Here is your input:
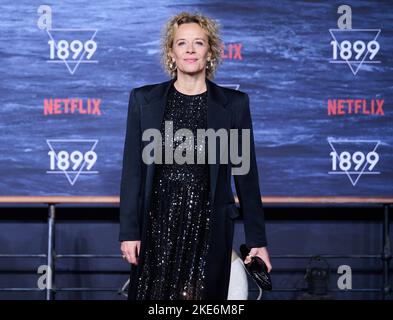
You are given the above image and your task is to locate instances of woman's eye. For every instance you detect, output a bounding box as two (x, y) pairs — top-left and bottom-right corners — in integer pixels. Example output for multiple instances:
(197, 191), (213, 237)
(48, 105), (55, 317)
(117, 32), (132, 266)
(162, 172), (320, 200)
(196, 41), (204, 45)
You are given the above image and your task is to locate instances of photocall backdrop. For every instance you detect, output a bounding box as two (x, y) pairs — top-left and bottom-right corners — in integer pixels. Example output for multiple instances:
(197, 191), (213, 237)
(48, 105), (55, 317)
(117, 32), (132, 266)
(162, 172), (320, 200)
(1, 0), (392, 197)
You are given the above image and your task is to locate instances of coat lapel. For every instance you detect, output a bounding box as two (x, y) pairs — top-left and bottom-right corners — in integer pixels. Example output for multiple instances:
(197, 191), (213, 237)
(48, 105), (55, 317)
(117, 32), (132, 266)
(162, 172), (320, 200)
(140, 77), (230, 210)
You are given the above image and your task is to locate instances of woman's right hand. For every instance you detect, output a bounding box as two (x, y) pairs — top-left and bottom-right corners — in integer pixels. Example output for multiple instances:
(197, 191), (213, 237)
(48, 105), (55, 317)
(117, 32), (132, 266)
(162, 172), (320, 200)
(121, 240), (141, 265)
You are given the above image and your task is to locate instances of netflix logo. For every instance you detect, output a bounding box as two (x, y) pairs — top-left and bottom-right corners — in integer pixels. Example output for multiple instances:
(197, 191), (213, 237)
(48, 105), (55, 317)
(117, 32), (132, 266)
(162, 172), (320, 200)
(327, 99), (385, 116)
(221, 42), (243, 60)
(43, 98), (102, 115)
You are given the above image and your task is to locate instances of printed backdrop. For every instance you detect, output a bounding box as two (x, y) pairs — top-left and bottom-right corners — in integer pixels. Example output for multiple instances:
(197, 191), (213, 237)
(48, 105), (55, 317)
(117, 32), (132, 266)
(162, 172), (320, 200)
(1, 0), (392, 197)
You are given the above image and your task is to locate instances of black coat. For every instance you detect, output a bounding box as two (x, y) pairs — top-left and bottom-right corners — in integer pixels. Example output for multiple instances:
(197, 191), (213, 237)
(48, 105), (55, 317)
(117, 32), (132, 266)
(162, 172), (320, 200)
(119, 76), (267, 300)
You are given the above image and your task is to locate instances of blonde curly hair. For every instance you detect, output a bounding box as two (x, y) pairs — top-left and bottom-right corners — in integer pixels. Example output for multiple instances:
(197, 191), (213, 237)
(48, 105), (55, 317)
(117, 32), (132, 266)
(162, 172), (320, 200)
(160, 12), (223, 80)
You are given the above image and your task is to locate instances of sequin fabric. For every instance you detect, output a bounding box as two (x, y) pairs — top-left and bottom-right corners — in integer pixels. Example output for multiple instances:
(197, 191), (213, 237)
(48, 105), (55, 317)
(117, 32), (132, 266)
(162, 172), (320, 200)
(135, 83), (212, 300)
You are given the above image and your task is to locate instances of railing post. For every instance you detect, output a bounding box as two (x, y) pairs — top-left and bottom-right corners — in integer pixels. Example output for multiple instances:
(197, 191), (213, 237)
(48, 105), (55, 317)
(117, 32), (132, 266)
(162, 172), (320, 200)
(46, 204), (56, 300)
(382, 204), (391, 300)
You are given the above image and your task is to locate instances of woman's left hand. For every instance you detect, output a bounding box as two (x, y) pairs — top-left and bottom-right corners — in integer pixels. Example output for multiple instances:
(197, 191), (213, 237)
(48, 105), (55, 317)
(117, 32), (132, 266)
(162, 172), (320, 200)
(245, 246), (272, 273)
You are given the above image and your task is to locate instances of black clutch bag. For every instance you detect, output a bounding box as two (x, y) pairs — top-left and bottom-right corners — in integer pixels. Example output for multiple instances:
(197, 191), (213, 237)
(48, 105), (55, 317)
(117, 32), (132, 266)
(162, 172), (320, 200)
(240, 244), (272, 291)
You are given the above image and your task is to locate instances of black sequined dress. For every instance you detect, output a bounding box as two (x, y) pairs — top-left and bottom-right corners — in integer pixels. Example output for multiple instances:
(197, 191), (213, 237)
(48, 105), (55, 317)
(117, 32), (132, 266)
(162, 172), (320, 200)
(135, 83), (212, 300)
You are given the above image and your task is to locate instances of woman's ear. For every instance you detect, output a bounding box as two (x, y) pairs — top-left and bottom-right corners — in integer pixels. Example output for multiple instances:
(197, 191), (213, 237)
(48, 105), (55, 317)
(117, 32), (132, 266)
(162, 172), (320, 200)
(169, 50), (175, 62)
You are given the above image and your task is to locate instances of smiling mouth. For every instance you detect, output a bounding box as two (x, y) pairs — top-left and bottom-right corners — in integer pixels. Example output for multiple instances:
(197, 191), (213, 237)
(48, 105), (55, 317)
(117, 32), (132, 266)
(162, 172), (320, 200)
(184, 59), (197, 63)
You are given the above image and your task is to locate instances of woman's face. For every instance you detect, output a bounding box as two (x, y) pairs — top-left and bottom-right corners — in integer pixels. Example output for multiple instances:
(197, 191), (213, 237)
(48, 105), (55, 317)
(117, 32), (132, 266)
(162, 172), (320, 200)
(170, 22), (212, 77)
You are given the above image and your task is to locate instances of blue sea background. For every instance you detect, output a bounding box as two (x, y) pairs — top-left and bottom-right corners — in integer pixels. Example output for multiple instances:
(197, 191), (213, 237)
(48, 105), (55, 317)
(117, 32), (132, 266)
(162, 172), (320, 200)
(0, 0), (392, 196)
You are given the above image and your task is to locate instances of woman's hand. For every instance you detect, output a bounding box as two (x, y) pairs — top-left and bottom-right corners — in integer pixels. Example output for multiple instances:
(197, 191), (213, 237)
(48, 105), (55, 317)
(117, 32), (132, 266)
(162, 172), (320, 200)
(121, 240), (141, 265)
(244, 246), (272, 273)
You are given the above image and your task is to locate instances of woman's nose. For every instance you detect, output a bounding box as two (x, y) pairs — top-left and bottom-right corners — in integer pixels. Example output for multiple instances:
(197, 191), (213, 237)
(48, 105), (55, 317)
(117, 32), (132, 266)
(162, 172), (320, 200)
(186, 43), (195, 53)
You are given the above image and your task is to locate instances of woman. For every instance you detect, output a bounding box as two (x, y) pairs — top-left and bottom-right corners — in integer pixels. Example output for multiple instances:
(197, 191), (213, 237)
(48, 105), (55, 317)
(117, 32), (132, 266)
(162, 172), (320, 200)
(119, 11), (271, 300)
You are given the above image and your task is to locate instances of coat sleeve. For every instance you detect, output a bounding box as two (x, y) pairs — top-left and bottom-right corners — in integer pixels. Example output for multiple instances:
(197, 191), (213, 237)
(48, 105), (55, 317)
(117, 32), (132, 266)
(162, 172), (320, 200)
(119, 89), (142, 241)
(233, 93), (268, 248)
